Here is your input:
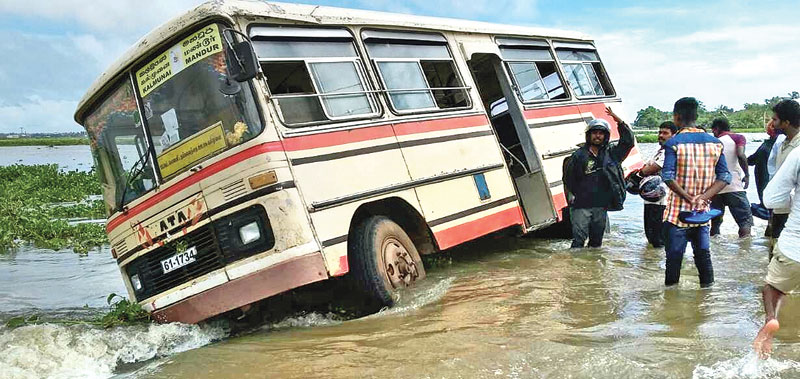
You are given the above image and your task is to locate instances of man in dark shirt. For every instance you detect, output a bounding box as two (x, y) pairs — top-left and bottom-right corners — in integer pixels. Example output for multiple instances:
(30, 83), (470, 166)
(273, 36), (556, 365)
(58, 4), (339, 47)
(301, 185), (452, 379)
(748, 120), (778, 205)
(564, 107), (634, 248)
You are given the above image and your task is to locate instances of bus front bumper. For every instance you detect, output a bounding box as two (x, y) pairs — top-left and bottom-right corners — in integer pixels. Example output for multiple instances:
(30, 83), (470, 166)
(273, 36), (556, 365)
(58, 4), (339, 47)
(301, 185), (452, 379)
(151, 252), (328, 324)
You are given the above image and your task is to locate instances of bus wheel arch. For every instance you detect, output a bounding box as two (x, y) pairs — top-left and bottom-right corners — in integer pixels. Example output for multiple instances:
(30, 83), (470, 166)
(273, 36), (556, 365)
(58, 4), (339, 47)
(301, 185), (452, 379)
(346, 197), (434, 308)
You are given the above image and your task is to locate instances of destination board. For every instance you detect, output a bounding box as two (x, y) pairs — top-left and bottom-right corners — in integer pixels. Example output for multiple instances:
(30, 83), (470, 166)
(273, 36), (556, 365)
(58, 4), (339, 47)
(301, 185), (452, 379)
(135, 24), (224, 97)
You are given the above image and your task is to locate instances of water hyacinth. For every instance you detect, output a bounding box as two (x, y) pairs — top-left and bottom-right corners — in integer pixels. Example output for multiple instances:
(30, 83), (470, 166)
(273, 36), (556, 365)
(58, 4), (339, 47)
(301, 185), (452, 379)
(0, 164), (107, 253)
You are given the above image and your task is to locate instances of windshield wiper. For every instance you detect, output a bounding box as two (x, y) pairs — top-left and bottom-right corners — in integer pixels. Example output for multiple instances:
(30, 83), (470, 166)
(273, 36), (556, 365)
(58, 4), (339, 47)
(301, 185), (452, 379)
(117, 149), (152, 213)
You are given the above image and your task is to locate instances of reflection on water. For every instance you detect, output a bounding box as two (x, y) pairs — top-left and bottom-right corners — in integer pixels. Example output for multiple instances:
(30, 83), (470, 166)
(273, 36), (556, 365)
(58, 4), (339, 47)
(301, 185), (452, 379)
(2, 140), (799, 378)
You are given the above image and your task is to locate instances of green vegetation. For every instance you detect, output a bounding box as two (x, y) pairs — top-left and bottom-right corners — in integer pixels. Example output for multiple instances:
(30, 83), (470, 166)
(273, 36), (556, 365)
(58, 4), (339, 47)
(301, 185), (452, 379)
(0, 136), (89, 147)
(5, 293), (150, 329)
(0, 164), (108, 253)
(633, 92), (800, 130)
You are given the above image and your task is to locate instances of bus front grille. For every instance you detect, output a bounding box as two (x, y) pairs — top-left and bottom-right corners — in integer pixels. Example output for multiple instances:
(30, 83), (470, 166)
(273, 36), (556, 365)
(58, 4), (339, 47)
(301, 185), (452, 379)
(127, 225), (225, 301)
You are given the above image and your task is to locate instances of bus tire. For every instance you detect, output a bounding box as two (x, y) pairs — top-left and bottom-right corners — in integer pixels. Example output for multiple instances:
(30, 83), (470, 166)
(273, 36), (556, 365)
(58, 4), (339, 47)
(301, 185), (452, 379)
(348, 215), (426, 309)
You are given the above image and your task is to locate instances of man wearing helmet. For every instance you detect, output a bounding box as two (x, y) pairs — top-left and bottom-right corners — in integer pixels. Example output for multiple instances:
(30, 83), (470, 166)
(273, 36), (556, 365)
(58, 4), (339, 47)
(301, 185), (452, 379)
(564, 107), (634, 248)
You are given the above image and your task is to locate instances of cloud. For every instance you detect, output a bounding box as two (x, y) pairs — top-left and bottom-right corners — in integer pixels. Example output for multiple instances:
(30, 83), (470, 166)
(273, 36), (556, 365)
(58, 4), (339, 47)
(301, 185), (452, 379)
(594, 24), (800, 121)
(0, 96), (80, 133)
(0, 0), (203, 35)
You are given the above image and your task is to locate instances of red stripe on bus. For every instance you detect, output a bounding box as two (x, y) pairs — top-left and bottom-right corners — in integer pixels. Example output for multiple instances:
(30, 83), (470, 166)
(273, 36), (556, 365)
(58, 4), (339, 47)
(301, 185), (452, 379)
(433, 206), (524, 250)
(281, 114), (488, 151)
(282, 125), (395, 151)
(523, 105), (583, 119)
(106, 141), (285, 232)
(392, 114), (488, 136)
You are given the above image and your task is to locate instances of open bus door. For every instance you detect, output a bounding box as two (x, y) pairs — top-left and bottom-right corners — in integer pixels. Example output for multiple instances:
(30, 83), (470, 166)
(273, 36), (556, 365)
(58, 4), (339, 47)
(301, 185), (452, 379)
(467, 52), (558, 230)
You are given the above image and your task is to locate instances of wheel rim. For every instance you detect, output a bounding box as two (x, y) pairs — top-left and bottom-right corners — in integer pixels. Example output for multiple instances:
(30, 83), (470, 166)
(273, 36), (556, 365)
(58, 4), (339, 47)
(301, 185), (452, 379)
(381, 237), (420, 289)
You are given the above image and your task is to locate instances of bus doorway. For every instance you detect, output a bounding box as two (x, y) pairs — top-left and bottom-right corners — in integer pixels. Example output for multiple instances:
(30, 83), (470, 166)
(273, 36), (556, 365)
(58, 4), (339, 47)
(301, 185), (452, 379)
(468, 53), (558, 230)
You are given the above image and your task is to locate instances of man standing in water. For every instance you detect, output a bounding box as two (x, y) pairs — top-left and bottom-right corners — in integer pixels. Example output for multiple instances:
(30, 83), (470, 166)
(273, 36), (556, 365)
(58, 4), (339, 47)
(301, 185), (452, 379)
(754, 100), (800, 358)
(766, 100), (800, 258)
(661, 97), (730, 287)
(709, 118), (752, 238)
(637, 121), (677, 247)
(754, 147), (800, 358)
(564, 107), (633, 248)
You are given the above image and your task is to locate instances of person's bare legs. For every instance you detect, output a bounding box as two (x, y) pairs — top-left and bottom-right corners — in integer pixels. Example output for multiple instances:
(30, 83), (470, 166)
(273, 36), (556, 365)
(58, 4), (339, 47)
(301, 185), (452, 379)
(754, 284), (785, 359)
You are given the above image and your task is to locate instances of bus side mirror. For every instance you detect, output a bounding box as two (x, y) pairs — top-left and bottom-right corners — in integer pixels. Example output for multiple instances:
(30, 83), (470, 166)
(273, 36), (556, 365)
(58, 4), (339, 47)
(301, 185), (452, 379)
(226, 40), (259, 82)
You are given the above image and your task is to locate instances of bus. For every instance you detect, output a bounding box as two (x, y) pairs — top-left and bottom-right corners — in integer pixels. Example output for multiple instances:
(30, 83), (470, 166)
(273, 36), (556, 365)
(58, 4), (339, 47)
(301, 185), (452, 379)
(74, 0), (644, 324)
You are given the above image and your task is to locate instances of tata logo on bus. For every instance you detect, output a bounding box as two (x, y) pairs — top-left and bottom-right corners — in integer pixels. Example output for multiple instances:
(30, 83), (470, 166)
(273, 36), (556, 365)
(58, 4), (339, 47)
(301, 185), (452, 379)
(135, 194), (207, 248)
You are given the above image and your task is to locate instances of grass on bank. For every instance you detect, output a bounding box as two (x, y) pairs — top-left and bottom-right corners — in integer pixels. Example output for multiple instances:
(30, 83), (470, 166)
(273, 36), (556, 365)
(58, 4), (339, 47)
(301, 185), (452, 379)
(0, 137), (90, 147)
(634, 127), (767, 143)
(0, 164), (108, 253)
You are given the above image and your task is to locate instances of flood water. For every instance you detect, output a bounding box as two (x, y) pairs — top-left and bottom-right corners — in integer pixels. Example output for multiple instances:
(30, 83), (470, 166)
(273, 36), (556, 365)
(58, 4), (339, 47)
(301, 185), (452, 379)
(3, 138), (800, 379)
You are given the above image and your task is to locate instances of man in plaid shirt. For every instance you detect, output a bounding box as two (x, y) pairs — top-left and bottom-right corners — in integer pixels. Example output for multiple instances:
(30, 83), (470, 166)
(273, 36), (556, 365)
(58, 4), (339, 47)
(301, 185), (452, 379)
(661, 97), (731, 287)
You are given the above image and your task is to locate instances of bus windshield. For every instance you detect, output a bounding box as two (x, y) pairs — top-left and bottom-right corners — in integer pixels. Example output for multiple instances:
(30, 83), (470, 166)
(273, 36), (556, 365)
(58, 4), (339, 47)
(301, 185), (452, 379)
(137, 23), (263, 181)
(84, 23), (264, 214)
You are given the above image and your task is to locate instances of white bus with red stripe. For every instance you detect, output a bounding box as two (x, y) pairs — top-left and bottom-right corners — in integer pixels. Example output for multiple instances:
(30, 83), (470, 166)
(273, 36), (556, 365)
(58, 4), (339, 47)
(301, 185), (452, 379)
(74, 1), (643, 324)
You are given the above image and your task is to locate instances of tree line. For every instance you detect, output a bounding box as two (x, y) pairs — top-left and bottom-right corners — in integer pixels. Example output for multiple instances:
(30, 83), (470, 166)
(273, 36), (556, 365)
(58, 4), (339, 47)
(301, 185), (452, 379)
(633, 92), (800, 130)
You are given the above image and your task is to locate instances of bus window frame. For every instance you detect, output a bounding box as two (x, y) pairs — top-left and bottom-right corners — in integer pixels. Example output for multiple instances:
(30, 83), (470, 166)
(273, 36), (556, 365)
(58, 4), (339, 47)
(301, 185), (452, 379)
(553, 45), (616, 100)
(250, 24), (384, 129)
(260, 56), (382, 127)
(361, 28), (473, 116)
(501, 52), (572, 105)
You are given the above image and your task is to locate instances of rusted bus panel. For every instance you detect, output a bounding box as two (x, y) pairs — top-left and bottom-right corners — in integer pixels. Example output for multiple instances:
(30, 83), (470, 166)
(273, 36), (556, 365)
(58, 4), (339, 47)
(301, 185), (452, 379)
(152, 252), (328, 324)
(308, 189), (422, 277)
(132, 187), (319, 312)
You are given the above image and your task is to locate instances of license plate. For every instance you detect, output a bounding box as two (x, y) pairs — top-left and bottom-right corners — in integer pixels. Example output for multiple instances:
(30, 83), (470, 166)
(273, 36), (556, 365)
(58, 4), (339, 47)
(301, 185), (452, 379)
(160, 246), (198, 274)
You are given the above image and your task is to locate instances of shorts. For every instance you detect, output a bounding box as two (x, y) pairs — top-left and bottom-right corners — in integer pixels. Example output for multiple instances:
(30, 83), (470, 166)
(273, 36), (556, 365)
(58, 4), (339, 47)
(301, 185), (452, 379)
(765, 243), (800, 293)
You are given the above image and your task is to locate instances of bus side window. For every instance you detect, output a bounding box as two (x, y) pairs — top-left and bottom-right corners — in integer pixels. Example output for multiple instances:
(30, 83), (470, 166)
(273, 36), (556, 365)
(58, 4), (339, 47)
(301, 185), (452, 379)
(252, 27), (379, 127)
(500, 46), (567, 102)
(364, 31), (470, 113)
(556, 49), (614, 98)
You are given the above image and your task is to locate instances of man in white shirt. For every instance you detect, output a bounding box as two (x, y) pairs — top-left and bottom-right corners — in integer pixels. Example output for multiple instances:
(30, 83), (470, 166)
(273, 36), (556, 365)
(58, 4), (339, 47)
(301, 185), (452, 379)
(710, 118), (752, 238)
(765, 100), (800, 258)
(638, 121), (676, 247)
(753, 101), (800, 359)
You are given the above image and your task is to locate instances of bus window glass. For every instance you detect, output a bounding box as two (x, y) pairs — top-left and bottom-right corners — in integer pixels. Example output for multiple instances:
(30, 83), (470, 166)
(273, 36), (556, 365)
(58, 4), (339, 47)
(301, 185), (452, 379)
(501, 47), (567, 102)
(256, 33), (378, 126)
(84, 81), (156, 214)
(309, 61), (374, 118)
(377, 61), (435, 110)
(366, 37), (470, 112)
(253, 40), (357, 59)
(136, 23), (263, 181)
(557, 48), (614, 98)
(508, 63), (547, 101)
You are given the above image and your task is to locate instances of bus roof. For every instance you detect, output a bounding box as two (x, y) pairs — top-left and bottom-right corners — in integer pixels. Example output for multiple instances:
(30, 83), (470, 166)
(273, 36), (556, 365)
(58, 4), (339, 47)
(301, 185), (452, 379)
(74, 0), (593, 123)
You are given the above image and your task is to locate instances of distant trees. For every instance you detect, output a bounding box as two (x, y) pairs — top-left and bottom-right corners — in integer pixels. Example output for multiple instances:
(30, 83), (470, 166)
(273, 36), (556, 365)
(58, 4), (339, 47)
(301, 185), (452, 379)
(632, 92), (799, 130)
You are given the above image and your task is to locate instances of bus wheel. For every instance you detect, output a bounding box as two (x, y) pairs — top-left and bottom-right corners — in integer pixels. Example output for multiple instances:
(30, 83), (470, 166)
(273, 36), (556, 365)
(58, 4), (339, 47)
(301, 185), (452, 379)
(349, 215), (426, 308)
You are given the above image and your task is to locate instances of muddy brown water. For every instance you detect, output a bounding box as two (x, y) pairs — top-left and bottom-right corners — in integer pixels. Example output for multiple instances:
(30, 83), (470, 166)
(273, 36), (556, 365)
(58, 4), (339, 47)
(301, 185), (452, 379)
(3, 139), (800, 378)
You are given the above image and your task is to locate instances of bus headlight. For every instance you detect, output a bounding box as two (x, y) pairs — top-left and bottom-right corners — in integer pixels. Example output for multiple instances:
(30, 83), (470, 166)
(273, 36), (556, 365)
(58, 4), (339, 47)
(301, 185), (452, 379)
(131, 274), (143, 292)
(239, 221), (261, 245)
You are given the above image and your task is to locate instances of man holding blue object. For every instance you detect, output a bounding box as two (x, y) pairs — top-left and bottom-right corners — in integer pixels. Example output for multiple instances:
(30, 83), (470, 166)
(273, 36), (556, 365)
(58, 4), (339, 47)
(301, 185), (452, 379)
(661, 97), (731, 287)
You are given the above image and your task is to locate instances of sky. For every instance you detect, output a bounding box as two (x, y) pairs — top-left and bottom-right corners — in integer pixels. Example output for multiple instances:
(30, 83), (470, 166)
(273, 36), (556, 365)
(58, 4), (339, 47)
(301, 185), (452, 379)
(1, 0), (799, 133)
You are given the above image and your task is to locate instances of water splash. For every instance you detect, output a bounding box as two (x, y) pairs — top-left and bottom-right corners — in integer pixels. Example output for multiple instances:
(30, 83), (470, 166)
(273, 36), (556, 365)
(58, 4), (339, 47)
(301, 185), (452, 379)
(265, 312), (343, 330)
(693, 352), (800, 379)
(0, 322), (228, 379)
(376, 276), (456, 316)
